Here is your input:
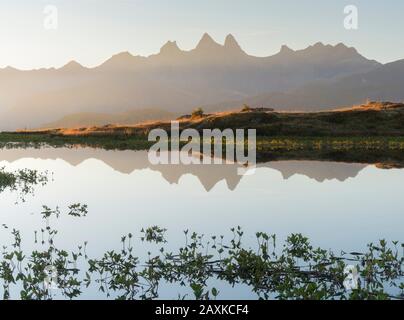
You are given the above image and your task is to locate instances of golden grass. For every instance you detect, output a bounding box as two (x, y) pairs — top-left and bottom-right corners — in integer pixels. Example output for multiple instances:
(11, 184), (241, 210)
(11, 101), (404, 138)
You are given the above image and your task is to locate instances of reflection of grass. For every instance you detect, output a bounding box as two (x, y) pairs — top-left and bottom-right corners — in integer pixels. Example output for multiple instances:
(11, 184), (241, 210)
(255, 136), (404, 167)
(2, 133), (404, 166)
(257, 136), (404, 151)
(1, 205), (403, 300)
(0, 133), (153, 150)
(2, 133), (404, 151)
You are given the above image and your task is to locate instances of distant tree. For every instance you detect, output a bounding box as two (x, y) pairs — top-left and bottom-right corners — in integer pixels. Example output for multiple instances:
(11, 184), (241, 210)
(192, 107), (204, 118)
(242, 104), (252, 112)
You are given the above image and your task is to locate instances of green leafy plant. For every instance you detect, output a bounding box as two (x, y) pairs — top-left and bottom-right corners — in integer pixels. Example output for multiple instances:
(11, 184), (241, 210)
(0, 209), (403, 300)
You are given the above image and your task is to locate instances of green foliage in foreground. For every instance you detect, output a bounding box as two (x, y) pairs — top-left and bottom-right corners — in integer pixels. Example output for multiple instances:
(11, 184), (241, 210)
(0, 206), (402, 300)
(0, 167), (48, 203)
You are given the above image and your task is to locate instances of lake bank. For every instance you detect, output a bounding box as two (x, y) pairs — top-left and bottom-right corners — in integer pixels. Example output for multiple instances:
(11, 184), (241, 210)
(1, 134), (404, 167)
(2, 101), (404, 167)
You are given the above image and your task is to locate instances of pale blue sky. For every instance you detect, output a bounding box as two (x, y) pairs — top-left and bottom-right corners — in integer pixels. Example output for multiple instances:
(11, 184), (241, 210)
(0, 0), (403, 69)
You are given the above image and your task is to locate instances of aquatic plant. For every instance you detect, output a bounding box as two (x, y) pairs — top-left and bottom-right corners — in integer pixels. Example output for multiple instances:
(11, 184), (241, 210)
(0, 207), (402, 300)
(0, 167), (49, 202)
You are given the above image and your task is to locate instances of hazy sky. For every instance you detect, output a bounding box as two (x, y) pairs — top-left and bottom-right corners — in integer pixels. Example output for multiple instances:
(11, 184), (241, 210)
(0, 0), (403, 69)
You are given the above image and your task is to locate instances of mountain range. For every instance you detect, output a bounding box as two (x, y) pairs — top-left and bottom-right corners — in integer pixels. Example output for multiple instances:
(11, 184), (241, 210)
(205, 58), (404, 112)
(0, 33), (402, 130)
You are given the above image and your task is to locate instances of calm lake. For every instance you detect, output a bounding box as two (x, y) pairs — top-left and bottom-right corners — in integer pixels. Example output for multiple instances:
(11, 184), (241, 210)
(1, 147), (403, 299)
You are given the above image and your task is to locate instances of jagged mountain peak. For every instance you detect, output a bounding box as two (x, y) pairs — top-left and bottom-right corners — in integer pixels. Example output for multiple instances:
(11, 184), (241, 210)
(308, 42), (334, 52)
(111, 51), (134, 59)
(313, 41), (326, 47)
(224, 34), (238, 48)
(334, 42), (358, 54)
(308, 42), (355, 52)
(103, 51), (135, 64)
(297, 42), (367, 60)
(335, 42), (349, 49)
(195, 33), (222, 50)
(224, 34), (247, 56)
(60, 60), (84, 71)
(159, 40), (182, 55)
(99, 51), (144, 69)
(200, 32), (215, 42)
(279, 45), (294, 54)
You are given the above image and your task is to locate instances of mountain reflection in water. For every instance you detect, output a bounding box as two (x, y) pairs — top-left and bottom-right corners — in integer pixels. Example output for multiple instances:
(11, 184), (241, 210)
(0, 147), (368, 191)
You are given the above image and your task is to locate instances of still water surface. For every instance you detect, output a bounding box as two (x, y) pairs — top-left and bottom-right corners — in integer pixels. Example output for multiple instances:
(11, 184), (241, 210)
(0, 147), (403, 298)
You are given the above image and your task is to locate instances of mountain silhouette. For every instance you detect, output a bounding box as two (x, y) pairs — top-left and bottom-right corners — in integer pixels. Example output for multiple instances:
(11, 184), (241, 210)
(0, 33), (383, 129)
(60, 60), (86, 73)
(206, 59), (404, 111)
(0, 148), (368, 191)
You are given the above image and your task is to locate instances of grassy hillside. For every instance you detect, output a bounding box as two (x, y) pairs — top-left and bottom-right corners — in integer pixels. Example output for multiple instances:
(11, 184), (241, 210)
(16, 101), (404, 137)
